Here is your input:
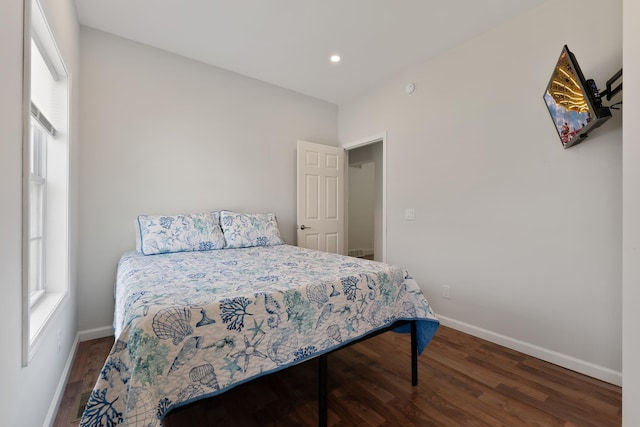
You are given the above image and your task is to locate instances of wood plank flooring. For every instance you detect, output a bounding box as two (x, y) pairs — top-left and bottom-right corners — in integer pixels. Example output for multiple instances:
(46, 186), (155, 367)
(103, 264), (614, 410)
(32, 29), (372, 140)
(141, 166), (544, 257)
(53, 326), (621, 426)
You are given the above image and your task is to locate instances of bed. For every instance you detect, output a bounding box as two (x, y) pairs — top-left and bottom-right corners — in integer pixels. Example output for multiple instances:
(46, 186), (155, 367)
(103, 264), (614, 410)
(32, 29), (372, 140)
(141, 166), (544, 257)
(79, 211), (439, 426)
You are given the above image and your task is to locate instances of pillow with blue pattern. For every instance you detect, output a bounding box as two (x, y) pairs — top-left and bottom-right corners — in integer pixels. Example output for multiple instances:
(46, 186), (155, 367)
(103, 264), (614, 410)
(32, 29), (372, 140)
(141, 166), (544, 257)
(219, 210), (285, 248)
(137, 211), (226, 255)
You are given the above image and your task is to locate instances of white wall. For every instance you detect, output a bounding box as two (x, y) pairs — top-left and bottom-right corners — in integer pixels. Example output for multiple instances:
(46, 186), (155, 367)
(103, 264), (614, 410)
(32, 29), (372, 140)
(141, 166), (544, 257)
(622, 0), (639, 423)
(340, 0), (622, 383)
(78, 27), (338, 331)
(0, 0), (79, 425)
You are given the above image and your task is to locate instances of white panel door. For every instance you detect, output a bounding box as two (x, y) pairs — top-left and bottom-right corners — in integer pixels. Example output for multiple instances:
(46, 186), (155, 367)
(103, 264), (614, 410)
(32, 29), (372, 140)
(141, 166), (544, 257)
(297, 140), (344, 254)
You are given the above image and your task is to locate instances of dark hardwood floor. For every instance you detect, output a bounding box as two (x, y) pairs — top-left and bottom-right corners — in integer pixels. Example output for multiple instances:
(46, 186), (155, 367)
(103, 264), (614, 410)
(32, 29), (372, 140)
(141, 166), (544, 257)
(53, 326), (621, 426)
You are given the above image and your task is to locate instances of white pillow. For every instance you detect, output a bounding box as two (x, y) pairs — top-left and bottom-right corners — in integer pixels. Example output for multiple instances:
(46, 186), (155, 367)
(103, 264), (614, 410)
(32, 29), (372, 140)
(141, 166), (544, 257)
(137, 211), (226, 255)
(219, 210), (285, 249)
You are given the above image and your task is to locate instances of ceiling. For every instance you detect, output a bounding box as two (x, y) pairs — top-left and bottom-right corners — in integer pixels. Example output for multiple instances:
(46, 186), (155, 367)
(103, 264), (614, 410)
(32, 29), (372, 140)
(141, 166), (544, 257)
(75, 0), (545, 105)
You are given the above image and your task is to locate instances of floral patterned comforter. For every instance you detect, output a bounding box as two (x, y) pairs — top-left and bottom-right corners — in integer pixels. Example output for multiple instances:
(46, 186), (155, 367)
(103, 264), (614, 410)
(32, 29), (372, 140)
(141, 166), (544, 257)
(80, 245), (439, 426)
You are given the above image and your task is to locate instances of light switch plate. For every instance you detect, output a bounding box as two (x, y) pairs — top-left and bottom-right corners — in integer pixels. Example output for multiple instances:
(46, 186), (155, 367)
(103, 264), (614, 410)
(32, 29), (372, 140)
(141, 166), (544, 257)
(405, 208), (416, 220)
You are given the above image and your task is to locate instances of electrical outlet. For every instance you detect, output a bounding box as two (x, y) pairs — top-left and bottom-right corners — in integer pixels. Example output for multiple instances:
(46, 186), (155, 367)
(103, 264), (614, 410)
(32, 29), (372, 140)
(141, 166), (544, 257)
(442, 285), (451, 299)
(57, 330), (62, 353)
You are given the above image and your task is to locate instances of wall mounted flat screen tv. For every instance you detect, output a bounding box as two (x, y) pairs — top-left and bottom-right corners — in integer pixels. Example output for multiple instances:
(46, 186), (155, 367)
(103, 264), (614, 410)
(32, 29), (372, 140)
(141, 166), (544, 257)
(543, 45), (611, 149)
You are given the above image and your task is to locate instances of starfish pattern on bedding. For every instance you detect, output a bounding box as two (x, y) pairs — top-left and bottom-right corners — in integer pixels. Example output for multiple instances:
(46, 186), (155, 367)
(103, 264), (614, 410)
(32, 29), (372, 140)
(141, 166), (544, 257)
(230, 335), (268, 372)
(247, 319), (266, 339)
(221, 356), (243, 380)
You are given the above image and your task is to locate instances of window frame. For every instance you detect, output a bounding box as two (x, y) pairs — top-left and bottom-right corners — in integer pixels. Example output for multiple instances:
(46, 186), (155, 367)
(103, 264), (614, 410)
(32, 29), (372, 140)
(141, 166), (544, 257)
(22, 0), (71, 366)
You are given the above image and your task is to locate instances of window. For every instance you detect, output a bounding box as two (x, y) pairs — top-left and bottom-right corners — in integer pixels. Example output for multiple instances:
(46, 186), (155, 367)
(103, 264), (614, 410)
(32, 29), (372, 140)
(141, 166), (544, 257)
(28, 116), (49, 307)
(23, 0), (70, 364)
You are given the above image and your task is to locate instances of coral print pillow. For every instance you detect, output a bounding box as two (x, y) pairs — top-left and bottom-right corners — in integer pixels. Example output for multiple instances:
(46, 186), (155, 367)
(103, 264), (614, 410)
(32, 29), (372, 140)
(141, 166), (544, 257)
(137, 212), (226, 255)
(219, 210), (285, 248)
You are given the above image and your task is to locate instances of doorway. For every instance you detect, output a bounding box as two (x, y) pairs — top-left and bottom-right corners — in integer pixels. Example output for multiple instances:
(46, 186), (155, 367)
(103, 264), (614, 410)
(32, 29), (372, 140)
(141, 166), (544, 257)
(344, 135), (385, 262)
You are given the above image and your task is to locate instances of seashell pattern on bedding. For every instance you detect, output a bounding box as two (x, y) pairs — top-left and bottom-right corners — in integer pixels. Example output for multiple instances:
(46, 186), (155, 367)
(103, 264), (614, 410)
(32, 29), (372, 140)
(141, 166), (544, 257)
(80, 244), (439, 427)
(152, 306), (194, 345)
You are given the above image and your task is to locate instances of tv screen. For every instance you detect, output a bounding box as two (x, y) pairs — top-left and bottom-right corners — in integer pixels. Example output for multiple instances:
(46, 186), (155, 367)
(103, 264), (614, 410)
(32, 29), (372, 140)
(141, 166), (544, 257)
(543, 45), (611, 148)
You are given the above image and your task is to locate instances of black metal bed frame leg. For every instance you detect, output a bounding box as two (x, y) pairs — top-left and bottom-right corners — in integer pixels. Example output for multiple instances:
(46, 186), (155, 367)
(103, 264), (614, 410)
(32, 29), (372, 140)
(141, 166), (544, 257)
(315, 320), (416, 425)
(319, 354), (328, 427)
(411, 320), (418, 386)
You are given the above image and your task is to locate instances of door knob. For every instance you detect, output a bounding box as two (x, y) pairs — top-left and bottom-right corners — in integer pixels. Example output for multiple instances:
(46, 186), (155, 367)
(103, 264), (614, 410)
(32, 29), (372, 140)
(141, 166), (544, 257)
(299, 225), (311, 230)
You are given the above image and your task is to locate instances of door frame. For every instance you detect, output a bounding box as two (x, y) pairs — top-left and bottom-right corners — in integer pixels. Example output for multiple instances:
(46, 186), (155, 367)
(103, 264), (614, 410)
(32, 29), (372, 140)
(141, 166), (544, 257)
(343, 132), (387, 262)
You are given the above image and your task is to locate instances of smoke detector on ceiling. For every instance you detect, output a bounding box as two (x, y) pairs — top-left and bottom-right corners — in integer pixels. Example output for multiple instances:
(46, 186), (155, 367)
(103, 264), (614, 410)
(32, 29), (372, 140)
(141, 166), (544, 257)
(406, 82), (416, 95)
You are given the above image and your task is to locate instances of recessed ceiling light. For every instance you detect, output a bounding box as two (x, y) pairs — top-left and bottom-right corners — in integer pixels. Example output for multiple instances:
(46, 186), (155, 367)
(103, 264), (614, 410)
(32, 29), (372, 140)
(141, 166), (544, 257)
(330, 54), (341, 63)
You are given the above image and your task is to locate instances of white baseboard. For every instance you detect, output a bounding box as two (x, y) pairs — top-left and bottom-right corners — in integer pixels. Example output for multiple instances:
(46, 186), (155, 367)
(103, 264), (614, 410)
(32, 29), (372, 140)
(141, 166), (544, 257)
(78, 325), (114, 342)
(438, 315), (622, 386)
(43, 333), (80, 427)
